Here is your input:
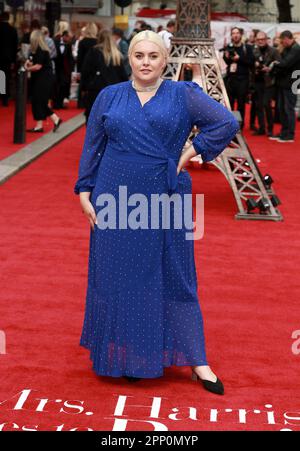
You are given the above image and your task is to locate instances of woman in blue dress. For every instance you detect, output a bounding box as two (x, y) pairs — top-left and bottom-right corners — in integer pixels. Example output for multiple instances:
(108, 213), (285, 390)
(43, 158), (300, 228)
(74, 30), (239, 395)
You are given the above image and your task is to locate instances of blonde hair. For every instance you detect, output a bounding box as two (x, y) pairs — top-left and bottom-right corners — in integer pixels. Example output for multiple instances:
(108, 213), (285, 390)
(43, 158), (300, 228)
(30, 30), (50, 53)
(83, 22), (98, 39)
(95, 28), (122, 66)
(41, 26), (49, 36)
(128, 30), (168, 60)
(55, 20), (69, 37)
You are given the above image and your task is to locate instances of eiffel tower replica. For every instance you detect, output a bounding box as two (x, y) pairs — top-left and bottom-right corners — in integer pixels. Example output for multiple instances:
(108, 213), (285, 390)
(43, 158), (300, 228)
(163, 0), (283, 221)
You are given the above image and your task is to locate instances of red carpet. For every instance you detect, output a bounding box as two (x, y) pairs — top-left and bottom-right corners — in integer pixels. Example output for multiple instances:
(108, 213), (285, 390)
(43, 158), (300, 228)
(0, 116), (300, 431)
(0, 100), (83, 161)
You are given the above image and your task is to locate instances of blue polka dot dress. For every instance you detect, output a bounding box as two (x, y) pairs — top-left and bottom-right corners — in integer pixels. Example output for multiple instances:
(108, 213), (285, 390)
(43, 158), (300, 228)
(74, 79), (239, 378)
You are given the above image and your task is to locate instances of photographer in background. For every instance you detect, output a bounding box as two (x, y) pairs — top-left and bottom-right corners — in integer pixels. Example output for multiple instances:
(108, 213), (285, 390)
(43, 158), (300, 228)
(158, 20), (176, 52)
(246, 29), (259, 132)
(268, 30), (300, 143)
(223, 27), (255, 130)
(112, 27), (132, 77)
(252, 31), (280, 136)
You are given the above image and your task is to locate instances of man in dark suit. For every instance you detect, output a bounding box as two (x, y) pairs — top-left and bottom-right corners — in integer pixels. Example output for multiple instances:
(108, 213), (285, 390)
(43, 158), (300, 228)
(252, 31), (280, 136)
(223, 27), (255, 130)
(0, 12), (18, 106)
(269, 30), (300, 142)
(53, 30), (74, 109)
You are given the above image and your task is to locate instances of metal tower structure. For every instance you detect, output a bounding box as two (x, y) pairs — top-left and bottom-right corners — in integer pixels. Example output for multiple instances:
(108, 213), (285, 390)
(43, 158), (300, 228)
(163, 0), (282, 221)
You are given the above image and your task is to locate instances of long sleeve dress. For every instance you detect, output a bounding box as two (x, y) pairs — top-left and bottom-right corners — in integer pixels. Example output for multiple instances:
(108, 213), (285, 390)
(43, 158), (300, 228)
(74, 79), (239, 379)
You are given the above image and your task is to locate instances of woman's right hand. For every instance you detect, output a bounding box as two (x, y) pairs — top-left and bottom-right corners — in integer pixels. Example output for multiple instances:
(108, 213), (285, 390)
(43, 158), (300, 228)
(177, 143), (197, 175)
(79, 192), (97, 231)
(24, 60), (32, 70)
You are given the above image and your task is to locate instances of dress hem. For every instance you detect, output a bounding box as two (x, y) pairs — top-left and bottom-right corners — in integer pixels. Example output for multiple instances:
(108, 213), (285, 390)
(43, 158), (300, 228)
(80, 342), (208, 379)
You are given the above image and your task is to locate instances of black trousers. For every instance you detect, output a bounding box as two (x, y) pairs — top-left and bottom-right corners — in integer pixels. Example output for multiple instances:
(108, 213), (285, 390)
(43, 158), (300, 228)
(225, 76), (249, 129)
(254, 82), (275, 133)
(278, 87), (297, 139)
(53, 73), (71, 109)
(250, 90), (257, 127)
(31, 75), (54, 121)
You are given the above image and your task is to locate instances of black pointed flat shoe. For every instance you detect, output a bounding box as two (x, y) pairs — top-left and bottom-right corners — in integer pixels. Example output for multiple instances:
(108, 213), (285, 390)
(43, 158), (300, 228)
(26, 128), (44, 133)
(191, 369), (224, 395)
(124, 376), (141, 382)
(53, 118), (62, 132)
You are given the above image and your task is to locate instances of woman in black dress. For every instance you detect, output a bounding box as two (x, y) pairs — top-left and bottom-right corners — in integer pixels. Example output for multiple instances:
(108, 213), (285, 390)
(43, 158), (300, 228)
(77, 23), (98, 74)
(25, 30), (62, 132)
(80, 28), (129, 122)
(76, 23), (98, 108)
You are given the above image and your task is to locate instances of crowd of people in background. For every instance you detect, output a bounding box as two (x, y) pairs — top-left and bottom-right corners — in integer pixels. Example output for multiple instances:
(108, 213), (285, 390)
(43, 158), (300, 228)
(223, 26), (300, 142)
(1, 10), (300, 141)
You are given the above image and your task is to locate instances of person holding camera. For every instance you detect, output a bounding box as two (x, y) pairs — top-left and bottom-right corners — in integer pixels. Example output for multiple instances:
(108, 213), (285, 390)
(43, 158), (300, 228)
(252, 31), (280, 136)
(268, 31), (300, 143)
(223, 27), (255, 130)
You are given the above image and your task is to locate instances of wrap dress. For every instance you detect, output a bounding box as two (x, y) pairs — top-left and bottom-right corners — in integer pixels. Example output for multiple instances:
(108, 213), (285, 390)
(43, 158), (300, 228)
(74, 79), (239, 378)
